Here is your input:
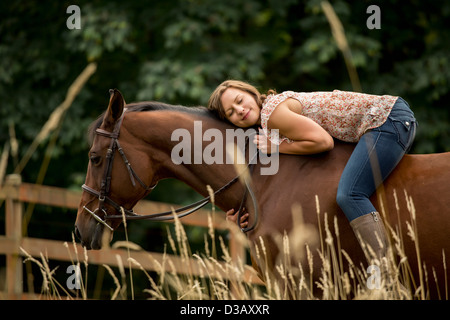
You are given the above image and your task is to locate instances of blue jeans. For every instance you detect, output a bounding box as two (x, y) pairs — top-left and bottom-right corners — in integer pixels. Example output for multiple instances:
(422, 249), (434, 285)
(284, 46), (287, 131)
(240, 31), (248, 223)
(336, 98), (417, 222)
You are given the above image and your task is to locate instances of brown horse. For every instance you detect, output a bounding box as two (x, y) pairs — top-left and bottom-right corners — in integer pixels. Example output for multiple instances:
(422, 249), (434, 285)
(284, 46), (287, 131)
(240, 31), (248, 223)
(75, 89), (450, 298)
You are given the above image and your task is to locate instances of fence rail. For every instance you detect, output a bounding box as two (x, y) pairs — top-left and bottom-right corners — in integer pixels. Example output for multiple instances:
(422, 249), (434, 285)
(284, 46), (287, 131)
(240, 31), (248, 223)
(0, 174), (261, 299)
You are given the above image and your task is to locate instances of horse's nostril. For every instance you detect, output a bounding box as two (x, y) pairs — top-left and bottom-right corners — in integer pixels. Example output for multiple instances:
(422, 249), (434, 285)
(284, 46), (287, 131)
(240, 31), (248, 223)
(74, 225), (81, 240)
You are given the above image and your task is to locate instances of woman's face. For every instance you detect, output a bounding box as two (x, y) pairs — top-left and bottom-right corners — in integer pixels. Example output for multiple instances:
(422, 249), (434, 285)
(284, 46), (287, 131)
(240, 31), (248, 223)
(220, 87), (261, 127)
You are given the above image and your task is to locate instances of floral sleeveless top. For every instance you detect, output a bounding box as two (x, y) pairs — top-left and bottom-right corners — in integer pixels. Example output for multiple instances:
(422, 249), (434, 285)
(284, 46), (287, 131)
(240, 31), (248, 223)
(260, 90), (398, 144)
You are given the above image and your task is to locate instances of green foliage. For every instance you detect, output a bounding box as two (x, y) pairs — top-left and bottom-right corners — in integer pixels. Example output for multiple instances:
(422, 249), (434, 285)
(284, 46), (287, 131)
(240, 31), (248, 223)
(65, 3), (136, 61)
(0, 0), (449, 190)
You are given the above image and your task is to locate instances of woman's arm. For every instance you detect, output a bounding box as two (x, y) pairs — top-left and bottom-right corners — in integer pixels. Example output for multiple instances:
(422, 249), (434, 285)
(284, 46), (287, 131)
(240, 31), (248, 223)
(278, 138), (334, 154)
(256, 98), (334, 155)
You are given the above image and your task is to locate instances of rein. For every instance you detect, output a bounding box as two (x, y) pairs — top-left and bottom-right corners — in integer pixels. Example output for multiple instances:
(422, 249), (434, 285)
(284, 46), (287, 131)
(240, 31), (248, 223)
(81, 109), (259, 233)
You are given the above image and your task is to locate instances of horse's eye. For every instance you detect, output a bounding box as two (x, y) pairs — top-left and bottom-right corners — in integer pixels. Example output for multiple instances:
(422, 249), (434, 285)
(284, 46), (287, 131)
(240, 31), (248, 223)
(90, 155), (102, 166)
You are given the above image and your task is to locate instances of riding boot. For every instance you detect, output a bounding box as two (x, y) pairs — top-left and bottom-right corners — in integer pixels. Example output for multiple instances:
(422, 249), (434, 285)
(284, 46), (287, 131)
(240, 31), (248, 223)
(350, 211), (409, 298)
(350, 211), (388, 262)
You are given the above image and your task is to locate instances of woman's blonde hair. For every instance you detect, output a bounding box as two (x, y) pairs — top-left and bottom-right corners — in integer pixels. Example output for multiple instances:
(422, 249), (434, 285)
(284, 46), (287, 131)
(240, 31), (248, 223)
(208, 80), (276, 120)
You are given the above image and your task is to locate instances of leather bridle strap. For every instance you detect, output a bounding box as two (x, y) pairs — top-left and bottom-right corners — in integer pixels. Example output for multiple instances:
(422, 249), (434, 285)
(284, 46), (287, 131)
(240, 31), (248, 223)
(100, 150), (257, 222)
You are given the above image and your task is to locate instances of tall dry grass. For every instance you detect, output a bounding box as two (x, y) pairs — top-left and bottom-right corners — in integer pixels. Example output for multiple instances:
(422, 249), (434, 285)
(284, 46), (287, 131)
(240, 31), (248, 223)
(20, 189), (447, 300)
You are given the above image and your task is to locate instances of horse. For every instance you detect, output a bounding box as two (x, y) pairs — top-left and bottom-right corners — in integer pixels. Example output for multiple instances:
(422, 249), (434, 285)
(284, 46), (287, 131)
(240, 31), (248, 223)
(75, 89), (450, 299)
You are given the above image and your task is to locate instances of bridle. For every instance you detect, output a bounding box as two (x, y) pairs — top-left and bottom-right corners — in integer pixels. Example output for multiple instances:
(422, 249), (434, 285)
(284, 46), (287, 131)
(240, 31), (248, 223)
(81, 109), (259, 233)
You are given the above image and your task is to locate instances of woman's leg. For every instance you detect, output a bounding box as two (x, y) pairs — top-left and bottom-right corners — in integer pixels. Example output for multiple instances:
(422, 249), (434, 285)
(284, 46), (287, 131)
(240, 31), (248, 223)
(336, 98), (417, 222)
(336, 128), (405, 221)
(336, 98), (416, 262)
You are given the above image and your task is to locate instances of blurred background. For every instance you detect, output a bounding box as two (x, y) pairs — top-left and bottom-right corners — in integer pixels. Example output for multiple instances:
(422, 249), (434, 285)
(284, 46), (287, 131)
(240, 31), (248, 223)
(0, 0), (449, 298)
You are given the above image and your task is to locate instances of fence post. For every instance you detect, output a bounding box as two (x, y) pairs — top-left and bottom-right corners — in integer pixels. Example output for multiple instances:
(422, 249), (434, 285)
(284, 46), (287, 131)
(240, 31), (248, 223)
(5, 174), (23, 299)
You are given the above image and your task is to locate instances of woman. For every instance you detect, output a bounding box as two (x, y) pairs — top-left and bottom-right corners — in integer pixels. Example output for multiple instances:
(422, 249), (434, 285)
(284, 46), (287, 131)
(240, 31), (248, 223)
(209, 80), (417, 263)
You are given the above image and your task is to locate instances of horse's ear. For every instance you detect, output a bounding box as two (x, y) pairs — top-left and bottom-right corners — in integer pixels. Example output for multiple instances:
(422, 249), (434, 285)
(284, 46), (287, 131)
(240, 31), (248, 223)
(104, 89), (125, 129)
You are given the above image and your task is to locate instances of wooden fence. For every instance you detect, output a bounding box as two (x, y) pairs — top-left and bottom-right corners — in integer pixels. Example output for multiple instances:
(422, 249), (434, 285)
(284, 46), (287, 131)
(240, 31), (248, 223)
(0, 174), (262, 299)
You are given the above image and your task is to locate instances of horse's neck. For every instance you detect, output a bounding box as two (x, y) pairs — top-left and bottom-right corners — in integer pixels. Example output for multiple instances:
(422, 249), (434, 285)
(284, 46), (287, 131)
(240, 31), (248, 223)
(130, 110), (246, 210)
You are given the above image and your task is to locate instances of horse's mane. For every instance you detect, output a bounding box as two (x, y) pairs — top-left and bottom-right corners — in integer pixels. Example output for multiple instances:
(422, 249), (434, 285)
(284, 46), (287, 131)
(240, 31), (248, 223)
(126, 101), (217, 117)
(87, 101), (220, 145)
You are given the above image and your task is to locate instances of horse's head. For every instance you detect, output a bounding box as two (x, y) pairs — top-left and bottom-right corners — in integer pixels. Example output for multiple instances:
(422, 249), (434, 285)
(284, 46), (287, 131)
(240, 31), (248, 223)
(75, 89), (156, 249)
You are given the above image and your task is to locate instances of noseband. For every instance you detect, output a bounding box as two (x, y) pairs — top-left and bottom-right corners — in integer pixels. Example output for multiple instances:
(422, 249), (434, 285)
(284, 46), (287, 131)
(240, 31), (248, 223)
(81, 109), (259, 233)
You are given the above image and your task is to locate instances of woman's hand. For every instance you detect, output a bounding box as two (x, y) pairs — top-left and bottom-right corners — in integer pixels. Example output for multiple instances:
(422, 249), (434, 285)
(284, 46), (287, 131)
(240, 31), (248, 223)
(253, 129), (274, 154)
(226, 208), (249, 229)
